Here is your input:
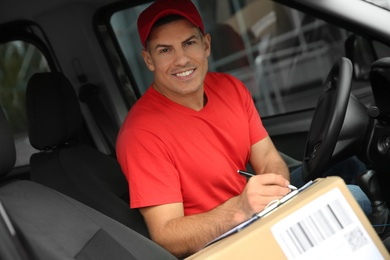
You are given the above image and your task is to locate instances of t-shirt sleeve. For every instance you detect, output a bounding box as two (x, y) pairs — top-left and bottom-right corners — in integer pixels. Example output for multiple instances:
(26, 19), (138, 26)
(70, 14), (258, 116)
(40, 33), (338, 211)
(246, 92), (268, 144)
(116, 127), (183, 209)
(233, 76), (268, 145)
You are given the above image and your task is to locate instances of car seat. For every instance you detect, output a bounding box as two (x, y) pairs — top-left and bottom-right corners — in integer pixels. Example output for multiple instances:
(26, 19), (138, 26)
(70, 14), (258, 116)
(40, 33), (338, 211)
(25, 72), (149, 238)
(0, 104), (176, 260)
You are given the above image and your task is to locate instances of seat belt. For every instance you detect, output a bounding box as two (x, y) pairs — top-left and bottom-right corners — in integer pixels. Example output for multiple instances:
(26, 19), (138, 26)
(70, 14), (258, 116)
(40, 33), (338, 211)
(0, 200), (35, 260)
(78, 83), (118, 156)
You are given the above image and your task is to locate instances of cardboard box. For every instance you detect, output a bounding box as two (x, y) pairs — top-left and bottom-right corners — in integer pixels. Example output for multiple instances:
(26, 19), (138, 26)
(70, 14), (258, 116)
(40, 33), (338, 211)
(186, 177), (390, 259)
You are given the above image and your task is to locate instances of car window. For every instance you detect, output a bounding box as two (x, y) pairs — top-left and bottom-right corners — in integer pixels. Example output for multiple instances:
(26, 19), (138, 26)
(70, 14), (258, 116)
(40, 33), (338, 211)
(109, 0), (371, 118)
(0, 40), (50, 166)
(363, 0), (390, 10)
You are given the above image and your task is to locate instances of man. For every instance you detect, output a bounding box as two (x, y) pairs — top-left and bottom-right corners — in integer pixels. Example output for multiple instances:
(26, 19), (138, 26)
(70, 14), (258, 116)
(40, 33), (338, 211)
(116, 0), (370, 257)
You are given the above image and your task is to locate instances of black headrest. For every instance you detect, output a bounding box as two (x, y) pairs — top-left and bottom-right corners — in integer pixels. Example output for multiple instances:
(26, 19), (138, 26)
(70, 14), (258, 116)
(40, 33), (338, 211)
(26, 72), (83, 150)
(0, 105), (16, 178)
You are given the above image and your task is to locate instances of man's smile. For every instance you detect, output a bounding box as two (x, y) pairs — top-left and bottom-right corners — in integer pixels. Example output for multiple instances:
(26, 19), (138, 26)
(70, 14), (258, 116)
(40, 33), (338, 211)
(174, 69), (195, 77)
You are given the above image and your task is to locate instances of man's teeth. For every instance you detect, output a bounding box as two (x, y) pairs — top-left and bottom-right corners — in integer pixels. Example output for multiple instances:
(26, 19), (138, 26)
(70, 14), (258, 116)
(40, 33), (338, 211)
(176, 70), (193, 77)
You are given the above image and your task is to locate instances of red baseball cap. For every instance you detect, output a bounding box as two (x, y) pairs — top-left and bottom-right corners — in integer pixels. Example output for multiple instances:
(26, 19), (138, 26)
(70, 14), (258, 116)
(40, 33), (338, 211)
(137, 0), (205, 49)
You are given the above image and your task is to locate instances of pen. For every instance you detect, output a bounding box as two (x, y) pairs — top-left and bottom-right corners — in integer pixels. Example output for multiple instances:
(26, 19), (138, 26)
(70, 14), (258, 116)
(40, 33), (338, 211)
(237, 170), (297, 190)
(237, 170), (255, 178)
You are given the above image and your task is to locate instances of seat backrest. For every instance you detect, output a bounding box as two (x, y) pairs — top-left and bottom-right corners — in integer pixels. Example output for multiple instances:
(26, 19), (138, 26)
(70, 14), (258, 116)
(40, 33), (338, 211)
(25, 72), (149, 238)
(0, 104), (176, 260)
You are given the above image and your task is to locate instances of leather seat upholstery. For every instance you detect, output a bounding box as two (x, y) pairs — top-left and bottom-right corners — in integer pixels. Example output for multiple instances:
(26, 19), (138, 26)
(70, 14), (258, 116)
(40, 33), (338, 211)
(25, 72), (149, 238)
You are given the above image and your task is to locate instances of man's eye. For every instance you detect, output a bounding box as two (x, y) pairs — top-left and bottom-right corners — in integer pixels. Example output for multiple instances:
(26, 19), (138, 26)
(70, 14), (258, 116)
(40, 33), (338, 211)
(185, 41), (195, 46)
(159, 48), (169, 54)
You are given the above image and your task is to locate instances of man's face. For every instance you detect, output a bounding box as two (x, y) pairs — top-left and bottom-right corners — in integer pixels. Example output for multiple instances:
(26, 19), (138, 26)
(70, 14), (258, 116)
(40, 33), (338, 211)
(142, 18), (211, 104)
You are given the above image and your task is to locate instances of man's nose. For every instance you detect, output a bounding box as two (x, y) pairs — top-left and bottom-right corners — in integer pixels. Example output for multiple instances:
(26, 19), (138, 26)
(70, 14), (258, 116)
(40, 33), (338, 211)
(173, 48), (190, 66)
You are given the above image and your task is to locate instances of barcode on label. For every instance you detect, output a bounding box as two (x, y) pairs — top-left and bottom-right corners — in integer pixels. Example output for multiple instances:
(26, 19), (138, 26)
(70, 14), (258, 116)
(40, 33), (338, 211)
(279, 199), (352, 255)
(271, 187), (382, 259)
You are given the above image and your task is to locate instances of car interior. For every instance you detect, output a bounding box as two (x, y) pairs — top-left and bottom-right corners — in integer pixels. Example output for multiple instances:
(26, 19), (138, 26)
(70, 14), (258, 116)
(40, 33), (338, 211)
(1, 0), (390, 258)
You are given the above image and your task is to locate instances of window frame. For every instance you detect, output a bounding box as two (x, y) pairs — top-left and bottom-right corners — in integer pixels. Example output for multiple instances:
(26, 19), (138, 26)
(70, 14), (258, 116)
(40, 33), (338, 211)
(0, 21), (58, 169)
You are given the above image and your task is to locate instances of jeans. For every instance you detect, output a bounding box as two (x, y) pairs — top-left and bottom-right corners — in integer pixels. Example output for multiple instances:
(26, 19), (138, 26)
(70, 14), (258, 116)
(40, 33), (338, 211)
(290, 156), (372, 216)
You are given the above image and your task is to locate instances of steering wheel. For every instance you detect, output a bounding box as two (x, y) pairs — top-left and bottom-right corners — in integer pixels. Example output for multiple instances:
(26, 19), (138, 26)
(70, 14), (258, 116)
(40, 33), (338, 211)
(302, 57), (353, 182)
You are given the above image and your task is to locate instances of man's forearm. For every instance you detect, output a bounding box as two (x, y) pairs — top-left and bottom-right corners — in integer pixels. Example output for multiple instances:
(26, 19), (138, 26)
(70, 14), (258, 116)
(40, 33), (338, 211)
(146, 197), (245, 258)
(249, 137), (290, 181)
(264, 156), (290, 180)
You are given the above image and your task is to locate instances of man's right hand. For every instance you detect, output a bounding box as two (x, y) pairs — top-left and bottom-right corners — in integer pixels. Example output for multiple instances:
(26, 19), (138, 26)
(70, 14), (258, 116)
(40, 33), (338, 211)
(236, 173), (291, 219)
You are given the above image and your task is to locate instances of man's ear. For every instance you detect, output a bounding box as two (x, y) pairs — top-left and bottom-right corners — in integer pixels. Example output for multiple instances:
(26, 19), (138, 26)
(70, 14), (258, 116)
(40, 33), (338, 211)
(141, 49), (155, 71)
(204, 33), (211, 58)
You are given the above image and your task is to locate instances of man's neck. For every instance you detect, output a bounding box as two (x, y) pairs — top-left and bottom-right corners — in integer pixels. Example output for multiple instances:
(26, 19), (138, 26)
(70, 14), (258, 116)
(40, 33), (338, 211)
(152, 84), (207, 111)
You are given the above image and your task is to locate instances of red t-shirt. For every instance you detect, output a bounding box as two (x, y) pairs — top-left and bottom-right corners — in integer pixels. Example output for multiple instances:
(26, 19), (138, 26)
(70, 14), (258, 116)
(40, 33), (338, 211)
(116, 72), (268, 215)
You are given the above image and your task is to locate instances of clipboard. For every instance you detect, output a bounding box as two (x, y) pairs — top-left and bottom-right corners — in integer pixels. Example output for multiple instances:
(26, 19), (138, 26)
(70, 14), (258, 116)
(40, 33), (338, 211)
(204, 180), (314, 247)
